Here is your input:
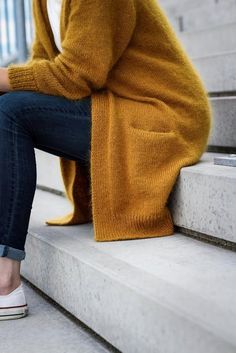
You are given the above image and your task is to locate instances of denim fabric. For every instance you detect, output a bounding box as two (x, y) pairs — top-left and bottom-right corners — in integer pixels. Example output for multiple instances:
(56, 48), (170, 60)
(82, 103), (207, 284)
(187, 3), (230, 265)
(0, 90), (92, 262)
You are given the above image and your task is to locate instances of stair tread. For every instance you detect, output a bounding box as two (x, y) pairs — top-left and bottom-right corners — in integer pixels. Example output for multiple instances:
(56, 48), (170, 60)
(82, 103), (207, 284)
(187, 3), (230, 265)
(23, 188), (236, 352)
(181, 152), (236, 177)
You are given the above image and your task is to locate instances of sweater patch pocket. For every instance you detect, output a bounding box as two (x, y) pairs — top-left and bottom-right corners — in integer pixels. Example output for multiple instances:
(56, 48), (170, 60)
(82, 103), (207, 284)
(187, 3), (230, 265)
(114, 123), (183, 218)
(128, 123), (178, 176)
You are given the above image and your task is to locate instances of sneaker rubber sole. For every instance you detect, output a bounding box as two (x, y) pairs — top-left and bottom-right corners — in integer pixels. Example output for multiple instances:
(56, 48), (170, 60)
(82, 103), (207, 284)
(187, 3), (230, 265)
(0, 304), (28, 320)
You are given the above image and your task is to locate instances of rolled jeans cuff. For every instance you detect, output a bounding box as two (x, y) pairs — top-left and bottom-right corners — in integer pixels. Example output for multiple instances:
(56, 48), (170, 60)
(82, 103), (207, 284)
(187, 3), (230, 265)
(0, 244), (26, 261)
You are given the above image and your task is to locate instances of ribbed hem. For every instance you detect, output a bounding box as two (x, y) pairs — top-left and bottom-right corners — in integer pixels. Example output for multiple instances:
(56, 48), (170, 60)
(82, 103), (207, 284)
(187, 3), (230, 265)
(93, 207), (174, 242)
(8, 64), (38, 91)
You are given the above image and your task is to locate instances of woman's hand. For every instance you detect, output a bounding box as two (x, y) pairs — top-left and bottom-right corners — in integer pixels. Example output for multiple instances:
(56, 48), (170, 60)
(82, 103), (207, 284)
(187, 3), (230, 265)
(0, 67), (11, 92)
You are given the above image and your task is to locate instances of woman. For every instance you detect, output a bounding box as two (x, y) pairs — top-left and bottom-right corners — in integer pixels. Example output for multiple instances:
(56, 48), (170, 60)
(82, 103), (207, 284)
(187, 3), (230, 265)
(0, 0), (212, 320)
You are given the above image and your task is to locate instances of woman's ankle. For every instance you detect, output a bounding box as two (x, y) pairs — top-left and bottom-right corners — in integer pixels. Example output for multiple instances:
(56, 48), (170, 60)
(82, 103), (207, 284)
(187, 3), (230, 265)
(0, 280), (21, 295)
(0, 257), (21, 294)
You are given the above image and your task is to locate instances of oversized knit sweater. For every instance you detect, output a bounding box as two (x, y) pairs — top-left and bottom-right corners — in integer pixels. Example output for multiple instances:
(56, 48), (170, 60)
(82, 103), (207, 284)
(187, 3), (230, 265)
(7, 0), (213, 242)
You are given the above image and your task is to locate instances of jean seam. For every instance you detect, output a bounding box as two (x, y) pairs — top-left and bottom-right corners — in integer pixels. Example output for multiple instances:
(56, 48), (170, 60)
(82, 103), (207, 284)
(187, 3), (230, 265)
(1, 119), (17, 245)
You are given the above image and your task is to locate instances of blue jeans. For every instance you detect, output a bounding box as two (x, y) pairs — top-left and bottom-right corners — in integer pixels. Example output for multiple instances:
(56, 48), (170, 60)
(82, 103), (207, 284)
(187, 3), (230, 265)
(0, 90), (92, 262)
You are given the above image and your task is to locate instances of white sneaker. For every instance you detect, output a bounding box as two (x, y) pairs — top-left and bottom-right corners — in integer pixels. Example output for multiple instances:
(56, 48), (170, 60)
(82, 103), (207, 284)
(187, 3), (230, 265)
(0, 282), (28, 320)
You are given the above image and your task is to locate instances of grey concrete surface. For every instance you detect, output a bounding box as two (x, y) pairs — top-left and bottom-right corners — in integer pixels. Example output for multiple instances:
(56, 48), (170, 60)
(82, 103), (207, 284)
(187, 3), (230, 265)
(178, 22), (236, 58)
(173, 2), (236, 32)
(159, 0), (222, 13)
(208, 97), (236, 149)
(159, 0), (236, 32)
(19, 188), (236, 353)
(0, 279), (118, 353)
(35, 149), (65, 192)
(169, 151), (236, 244)
(192, 50), (236, 93)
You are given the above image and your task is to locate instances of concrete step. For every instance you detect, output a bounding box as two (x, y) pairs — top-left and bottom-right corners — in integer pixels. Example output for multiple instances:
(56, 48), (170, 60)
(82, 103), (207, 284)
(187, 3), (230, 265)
(178, 22), (236, 58)
(169, 151), (236, 246)
(193, 50), (236, 93)
(175, 2), (236, 32)
(159, 0), (236, 32)
(35, 149), (64, 193)
(0, 278), (117, 353)
(159, 0), (223, 14)
(20, 188), (236, 353)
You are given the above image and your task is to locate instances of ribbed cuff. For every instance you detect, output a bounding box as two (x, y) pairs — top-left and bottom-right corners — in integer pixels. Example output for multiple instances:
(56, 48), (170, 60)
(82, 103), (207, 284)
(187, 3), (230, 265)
(0, 244), (26, 261)
(8, 64), (38, 91)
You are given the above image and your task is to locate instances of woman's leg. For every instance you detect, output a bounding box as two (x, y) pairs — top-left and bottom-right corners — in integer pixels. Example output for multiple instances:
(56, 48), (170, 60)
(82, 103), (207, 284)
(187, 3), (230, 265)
(0, 90), (92, 293)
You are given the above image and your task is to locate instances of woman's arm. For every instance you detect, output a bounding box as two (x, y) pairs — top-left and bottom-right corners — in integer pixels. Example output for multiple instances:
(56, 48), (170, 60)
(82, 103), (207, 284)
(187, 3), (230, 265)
(7, 0), (136, 100)
(0, 68), (11, 92)
(0, 0), (48, 93)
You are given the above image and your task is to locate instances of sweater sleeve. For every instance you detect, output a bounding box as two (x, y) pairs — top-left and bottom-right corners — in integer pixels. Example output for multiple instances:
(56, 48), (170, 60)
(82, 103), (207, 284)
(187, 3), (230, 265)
(7, 0), (136, 99)
(27, 36), (48, 62)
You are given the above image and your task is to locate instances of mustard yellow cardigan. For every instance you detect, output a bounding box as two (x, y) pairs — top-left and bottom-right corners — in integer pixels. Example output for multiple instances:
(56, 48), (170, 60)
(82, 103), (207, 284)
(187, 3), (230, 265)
(8, 0), (213, 241)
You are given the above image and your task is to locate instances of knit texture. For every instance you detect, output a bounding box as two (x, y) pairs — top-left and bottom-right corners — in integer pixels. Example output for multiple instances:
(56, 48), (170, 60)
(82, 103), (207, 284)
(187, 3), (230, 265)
(7, 0), (213, 241)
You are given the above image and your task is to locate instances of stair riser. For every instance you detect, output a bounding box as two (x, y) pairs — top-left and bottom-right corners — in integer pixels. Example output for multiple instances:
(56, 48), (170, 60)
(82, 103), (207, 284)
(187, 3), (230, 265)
(193, 52), (236, 93)
(178, 23), (236, 58)
(169, 168), (236, 244)
(35, 149), (64, 193)
(160, 0), (230, 14)
(208, 97), (236, 149)
(21, 232), (236, 353)
(160, 0), (236, 32)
